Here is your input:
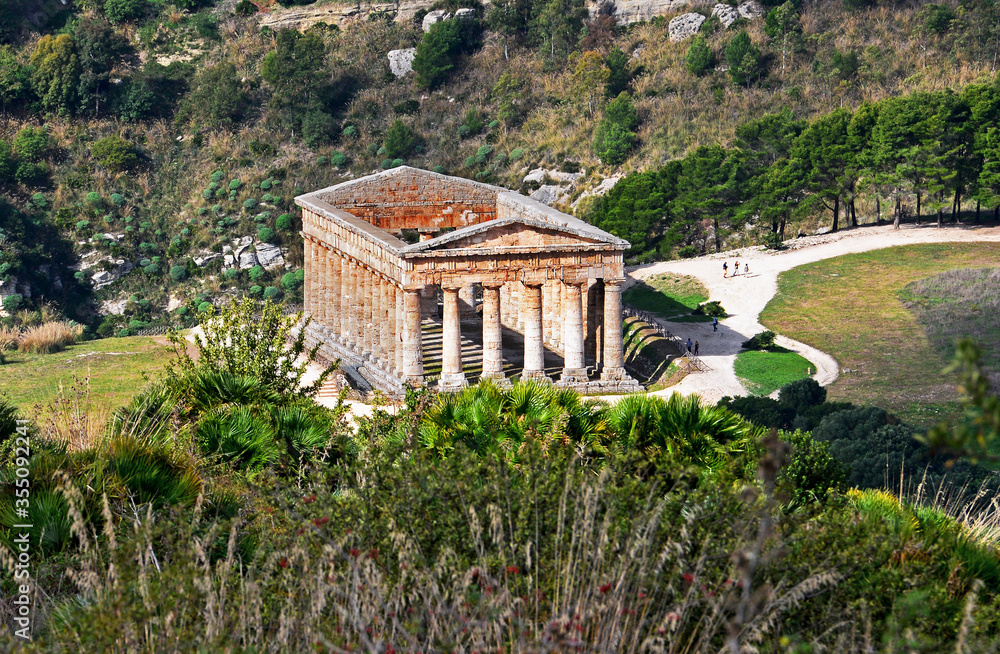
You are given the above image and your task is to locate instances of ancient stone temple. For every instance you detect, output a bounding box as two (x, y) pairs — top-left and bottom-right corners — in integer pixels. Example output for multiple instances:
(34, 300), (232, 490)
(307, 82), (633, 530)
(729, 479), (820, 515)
(296, 167), (642, 395)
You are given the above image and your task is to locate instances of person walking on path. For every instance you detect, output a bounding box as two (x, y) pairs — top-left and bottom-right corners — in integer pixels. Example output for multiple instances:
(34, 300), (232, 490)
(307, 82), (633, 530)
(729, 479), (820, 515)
(713, 317), (718, 332)
(686, 338), (692, 353)
(734, 260), (740, 276)
(722, 261), (728, 278)
(694, 341), (700, 356)
(744, 262), (749, 276)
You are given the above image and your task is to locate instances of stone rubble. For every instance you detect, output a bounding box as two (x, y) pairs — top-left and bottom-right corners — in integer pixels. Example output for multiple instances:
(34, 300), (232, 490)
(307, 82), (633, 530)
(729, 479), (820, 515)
(669, 12), (707, 42)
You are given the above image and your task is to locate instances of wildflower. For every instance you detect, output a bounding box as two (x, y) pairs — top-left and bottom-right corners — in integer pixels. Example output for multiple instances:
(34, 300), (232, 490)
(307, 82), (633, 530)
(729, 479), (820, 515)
(506, 565), (520, 574)
(278, 557), (289, 568)
(349, 548), (361, 558)
(682, 573), (694, 584)
(313, 516), (330, 526)
(303, 494), (316, 504)
(599, 583), (612, 594)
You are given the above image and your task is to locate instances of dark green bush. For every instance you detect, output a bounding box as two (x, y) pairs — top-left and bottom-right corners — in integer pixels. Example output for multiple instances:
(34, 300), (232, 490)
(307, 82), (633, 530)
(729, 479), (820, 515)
(263, 286), (280, 299)
(257, 227), (275, 242)
(779, 378), (827, 413)
(741, 330), (776, 350)
(693, 300), (726, 317)
(170, 265), (188, 281)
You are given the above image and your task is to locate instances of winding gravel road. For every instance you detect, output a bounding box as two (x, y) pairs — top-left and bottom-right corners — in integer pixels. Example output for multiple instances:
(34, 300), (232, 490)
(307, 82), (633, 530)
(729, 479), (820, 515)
(629, 222), (1000, 403)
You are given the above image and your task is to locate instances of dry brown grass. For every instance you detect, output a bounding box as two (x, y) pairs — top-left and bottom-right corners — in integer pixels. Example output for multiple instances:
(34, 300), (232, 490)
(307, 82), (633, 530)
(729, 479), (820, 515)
(18, 321), (82, 354)
(0, 325), (19, 351)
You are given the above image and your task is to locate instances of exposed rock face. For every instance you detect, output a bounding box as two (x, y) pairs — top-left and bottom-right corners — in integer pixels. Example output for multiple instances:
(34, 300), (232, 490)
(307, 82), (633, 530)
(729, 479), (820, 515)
(522, 168), (585, 185)
(193, 252), (222, 267)
(738, 0), (763, 19)
(712, 3), (739, 27)
(669, 12), (707, 42)
(600, 0), (690, 25)
(388, 48), (416, 78)
(91, 260), (134, 290)
(572, 175), (623, 209)
(422, 9), (450, 31)
(255, 243), (285, 271)
(529, 185), (569, 206)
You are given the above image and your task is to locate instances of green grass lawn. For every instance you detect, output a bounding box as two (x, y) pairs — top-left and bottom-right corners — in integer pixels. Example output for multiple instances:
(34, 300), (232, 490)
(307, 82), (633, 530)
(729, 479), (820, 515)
(624, 273), (710, 321)
(760, 242), (1000, 425)
(734, 348), (813, 396)
(0, 335), (174, 418)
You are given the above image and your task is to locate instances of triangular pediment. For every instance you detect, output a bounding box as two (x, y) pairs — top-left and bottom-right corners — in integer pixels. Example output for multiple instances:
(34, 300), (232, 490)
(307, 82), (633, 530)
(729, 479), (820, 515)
(402, 217), (615, 253)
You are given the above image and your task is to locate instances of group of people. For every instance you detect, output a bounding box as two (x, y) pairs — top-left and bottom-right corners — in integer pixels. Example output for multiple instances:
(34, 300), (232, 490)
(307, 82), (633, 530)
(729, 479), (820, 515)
(722, 259), (749, 278)
(685, 338), (699, 357)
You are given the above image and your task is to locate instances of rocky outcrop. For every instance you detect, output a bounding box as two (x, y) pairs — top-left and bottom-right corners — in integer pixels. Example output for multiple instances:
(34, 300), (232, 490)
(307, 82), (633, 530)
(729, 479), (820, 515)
(91, 260), (134, 290)
(255, 243), (285, 271)
(738, 0), (763, 19)
(193, 251), (222, 267)
(711, 3), (739, 27)
(669, 12), (706, 41)
(522, 167), (586, 185)
(599, 0), (691, 25)
(388, 48), (416, 77)
(422, 9), (450, 31)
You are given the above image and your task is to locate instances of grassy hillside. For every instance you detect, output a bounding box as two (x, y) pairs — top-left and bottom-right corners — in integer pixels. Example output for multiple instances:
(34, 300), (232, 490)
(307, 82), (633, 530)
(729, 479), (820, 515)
(0, 0), (998, 331)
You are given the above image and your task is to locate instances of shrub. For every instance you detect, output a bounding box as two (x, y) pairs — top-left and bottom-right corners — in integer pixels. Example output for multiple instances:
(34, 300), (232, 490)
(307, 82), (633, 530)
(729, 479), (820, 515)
(383, 120), (415, 159)
(202, 189), (213, 200)
(2, 294), (23, 313)
(263, 286), (281, 299)
(13, 127), (49, 161)
(104, 0), (146, 24)
(693, 300), (726, 317)
(30, 193), (47, 209)
(91, 136), (139, 171)
(248, 285), (262, 296)
(257, 227), (275, 242)
(510, 148), (525, 160)
(280, 272), (299, 289)
(380, 159), (393, 169)
(234, 0), (257, 15)
(223, 267), (240, 280)
(302, 109), (336, 148)
(243, 198), (257, 211)
(779, 378), (827, 413)
(75, 220), (91, 231)
(248, 265), (265, 281)
(685, 34), (712, 76)
(316, 156), (329, 166)
(210, 170), (225, 183)
(725, 31), (762, 86)
(175, 306), (188, 316)
(229, 179), (242, 191)
(275, 214), (292, 231)
(169, 265), (188, 281)
(330, 151), (347, 167)
(144, 263), (160, 275)
(18, 321), (79, 354)
(432, 165), (447, 174)
(86, 191), (103, 206)
(718, 395), (795, 430)
(110, 193), (125, 206)
(741, 330), (776, 350)
(391, 159), (404, 168)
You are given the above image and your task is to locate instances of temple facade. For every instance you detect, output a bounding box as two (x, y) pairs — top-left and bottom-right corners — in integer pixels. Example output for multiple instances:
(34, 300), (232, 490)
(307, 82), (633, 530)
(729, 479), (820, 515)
(296, 166), (642, 395)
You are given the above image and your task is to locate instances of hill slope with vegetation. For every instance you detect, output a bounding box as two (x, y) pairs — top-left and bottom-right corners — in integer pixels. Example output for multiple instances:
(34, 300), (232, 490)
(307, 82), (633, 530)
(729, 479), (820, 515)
(0, 0), (999, 332)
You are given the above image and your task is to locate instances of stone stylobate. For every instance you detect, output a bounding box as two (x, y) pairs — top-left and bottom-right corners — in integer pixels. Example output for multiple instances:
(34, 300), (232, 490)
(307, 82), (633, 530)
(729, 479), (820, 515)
(297, 166), (641, 395)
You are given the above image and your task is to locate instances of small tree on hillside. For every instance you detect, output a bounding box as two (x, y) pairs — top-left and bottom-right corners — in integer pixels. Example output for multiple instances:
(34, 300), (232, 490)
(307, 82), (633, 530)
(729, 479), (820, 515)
(725, 31), (762, 87)
(167, 297), (337, 397)
(383, 120), (415, 160)
(685, 35), (712, 76)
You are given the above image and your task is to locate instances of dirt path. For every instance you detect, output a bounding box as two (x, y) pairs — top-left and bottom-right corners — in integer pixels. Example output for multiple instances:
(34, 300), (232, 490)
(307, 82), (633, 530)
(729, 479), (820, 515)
(628, 222), (1000, 403)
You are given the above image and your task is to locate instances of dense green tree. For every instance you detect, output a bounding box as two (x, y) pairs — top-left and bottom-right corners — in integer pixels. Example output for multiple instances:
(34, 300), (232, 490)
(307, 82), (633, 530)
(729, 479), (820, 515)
(261, 29), (327, 131)
(0, 45), (31, 115)
(90, 135), (139, 171)
(30, 34), (80, 117)
(764, 2), (800, 79)
(789, 108), (854, 231)
(412, 17), (482, 90)
(725, 31), (762, 86)
(604, 46), (632, 97)
(75, 16), (130, 118)
(592, 92), (638, 166)
(590, 163), (679, 256)
(487, 0), (533, 58)
(685, 34), (712, 76)
(530, 0), (587, 61)
(675, 145), (746, 252)
(383, 120), (415, 159)
(104, 0), (147, 25)
(178, 61), (246, 129)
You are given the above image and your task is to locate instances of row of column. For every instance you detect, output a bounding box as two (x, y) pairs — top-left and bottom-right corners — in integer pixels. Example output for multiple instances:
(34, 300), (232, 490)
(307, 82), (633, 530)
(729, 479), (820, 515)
(437, 278), (626, 390)
(305, 238), (627, 390)
(306, 238), (409, 375)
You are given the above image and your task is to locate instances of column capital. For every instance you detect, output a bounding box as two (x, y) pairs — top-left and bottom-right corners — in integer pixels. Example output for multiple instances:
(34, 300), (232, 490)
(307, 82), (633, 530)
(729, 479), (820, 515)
(481, 281), (505, 290)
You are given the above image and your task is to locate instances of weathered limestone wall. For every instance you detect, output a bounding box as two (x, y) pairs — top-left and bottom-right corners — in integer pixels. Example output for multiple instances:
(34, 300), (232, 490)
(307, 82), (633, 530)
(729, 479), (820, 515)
(318, 168), (499, 232)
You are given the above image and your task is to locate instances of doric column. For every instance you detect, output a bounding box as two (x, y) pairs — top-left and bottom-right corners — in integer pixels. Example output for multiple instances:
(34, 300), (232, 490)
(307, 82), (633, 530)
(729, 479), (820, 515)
(380, 276), (394, 368)
(553, 281), (563, 350)
(560, 282), (588, 384)
(521, 283), (546, 380)
(394, 285), (404, 373)
(314, 245), (327, 330)
(481, 283), (505, 382)
(349, 262), (362, 354)
(362, 268), (374, 358)
(403, 287), (424, 385)
(371, 274), (386, 363)
(542, 282), (552, 344)
(601, 280), (627, 380)
(303, 238), (314, 318)
(439, 286), (466, 390)
(459, 283), (478, 322)
(340, 257), (352, 346)
(586, 280), (604, 369)
(327, 251), (342, 340)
